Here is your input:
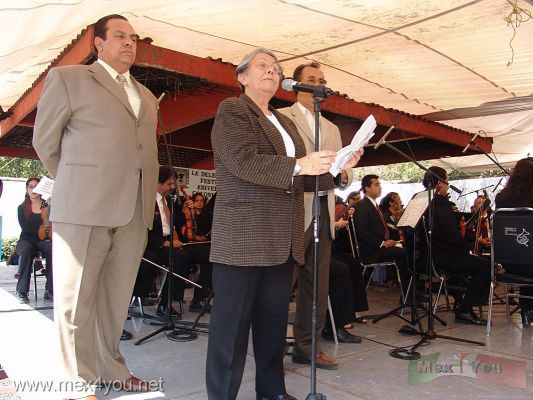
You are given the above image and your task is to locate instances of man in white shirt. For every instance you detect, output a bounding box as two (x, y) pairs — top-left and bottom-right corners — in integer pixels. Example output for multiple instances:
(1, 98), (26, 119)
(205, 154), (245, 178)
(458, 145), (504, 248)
(278, 62), (362, 370)
(33, 14), (159, 399)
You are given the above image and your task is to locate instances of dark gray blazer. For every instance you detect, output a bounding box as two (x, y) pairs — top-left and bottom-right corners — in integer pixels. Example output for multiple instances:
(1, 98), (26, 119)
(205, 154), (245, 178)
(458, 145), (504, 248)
(210, 94), (306, 266)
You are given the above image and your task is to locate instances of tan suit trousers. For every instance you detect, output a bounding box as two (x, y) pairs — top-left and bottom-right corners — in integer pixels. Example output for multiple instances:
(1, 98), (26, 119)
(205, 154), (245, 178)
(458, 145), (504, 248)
(53, 185), (147, 389)
(293, 196), (332, 358)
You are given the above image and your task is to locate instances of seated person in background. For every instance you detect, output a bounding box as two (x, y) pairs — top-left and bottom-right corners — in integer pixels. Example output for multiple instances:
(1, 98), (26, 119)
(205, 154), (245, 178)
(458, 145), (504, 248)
(465, 194), (492, 255)
(177, 192), (213, 312)
(379, 192), (404, 242)
(494, 157), (533, 325)
(133, 167), (192, 319)
(423, 166), (490, 325)
(332, 205), (369, 322)
(354, 175), (410, 298)
(15, 177), (53, 303)
(346, 190), (362, 208)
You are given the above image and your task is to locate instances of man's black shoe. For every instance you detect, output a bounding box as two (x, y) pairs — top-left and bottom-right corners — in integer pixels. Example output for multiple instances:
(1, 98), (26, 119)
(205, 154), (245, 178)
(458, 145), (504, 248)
(189, 300), (211, 313)
(156, 305), (182, 320)
(455, 310), (487, 325)
(120, 329), (133, 340)
(322, 326), (361, 343)
(16, 291), (29, 303)
(43, 290), (53, 301)
(256, 394), (297, 400)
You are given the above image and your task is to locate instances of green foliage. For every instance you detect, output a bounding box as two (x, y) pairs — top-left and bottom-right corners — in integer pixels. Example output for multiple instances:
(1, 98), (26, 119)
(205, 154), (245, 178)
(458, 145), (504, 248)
(1, 236), (18, 261)
(353, 161), (431, 183)
(353, 162), (508, 183)
(0, 156), (49, 178)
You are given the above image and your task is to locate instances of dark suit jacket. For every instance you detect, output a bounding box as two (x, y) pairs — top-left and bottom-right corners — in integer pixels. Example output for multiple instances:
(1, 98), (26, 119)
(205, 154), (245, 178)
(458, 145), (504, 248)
(354, 196), (385, 263)
(210, 94), (306, 266)
(431, 194), (471, 268)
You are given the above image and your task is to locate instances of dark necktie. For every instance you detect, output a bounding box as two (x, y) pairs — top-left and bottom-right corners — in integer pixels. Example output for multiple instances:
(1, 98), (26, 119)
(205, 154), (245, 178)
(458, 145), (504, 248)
(375, 204), (390, 240)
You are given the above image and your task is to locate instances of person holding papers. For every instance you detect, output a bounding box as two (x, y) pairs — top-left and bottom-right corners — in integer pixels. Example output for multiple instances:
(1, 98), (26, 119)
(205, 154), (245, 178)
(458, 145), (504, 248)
(278, 62), (363, 370)
(15, 177), (53, 303)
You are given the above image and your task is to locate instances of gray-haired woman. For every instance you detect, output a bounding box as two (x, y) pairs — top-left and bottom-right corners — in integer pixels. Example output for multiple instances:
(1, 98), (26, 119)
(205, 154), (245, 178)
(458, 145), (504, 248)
(205, 48), (345, 400)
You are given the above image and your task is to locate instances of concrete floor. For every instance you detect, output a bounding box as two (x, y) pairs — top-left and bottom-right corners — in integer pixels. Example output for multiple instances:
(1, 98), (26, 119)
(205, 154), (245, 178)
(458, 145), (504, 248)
(1, 262), (532, 400)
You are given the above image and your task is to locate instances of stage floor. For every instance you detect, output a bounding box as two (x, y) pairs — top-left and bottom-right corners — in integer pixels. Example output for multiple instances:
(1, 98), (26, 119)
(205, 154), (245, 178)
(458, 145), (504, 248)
(1, 262), (532, 400)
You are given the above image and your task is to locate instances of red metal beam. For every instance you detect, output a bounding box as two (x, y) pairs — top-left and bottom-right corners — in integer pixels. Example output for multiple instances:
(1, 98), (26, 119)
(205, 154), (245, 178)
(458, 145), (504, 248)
(0, 147), (37, 158)
(0, 27), (95, 138)
(2, 34), (491, 160)
(157, 90), (237, 134)
(136, 42), (238, 90)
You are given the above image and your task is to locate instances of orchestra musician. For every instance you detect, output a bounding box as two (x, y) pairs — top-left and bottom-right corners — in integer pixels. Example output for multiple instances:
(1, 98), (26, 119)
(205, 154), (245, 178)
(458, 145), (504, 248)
(379, 192), (404, 242)
(423, 166), (490, 325)
(15, 177), (53, 303)
(495, 157), (533, 325)
(177, 192), (213, 312)
(465, 194), (492, 255)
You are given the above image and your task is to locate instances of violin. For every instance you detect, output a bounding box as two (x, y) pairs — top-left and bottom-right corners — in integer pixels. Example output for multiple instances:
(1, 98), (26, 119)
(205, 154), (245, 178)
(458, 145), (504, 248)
(37, 200), (52, 241)
(472, 190), (491, 255)
(335, 204), (354, 222)
(179, 185), (196, 242)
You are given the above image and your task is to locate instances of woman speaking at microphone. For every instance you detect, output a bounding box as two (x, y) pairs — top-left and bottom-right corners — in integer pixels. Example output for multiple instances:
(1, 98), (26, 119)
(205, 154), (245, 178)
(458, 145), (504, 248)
(206, 48), (361, 400)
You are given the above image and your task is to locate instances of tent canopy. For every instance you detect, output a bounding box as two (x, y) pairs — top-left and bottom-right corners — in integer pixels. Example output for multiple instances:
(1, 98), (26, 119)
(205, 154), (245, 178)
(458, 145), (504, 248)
(1, 0), (532, 170)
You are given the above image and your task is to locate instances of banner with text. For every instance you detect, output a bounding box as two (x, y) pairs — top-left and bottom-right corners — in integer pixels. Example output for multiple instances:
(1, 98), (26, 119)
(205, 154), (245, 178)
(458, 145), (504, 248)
(174, 167), (216, 200)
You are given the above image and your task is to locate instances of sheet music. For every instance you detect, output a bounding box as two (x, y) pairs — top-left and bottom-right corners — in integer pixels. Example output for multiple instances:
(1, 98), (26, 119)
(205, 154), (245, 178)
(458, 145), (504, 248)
(32, 176), (54, 201)
(397, 190), (433, 228)
(329, 114), (376, 176)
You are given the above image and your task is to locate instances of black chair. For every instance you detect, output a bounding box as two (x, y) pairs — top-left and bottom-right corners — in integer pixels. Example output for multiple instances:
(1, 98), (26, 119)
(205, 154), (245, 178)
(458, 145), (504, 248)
(350, 225), (404, 301)
(31, 251), (47, 301)
(487, 207), (533, 335)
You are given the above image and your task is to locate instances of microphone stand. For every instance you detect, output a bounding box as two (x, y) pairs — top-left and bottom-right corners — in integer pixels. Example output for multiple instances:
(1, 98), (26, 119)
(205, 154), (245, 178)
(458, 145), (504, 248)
(463, 132), (510, 177)
(458, 185), (494, 199)
(307, 92), (328, 400)
(375, 135), (485, 360)
(135, 92), (198, 345)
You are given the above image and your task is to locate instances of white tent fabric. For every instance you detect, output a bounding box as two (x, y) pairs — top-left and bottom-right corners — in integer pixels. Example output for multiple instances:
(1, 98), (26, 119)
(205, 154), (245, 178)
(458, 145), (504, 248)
(1, 0), (532, 169)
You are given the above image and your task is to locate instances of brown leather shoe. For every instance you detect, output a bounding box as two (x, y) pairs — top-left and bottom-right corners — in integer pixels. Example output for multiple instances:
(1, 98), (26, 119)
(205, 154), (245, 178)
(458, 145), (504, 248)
(292, 351), (339, 370)
(120, 376), (150, 392)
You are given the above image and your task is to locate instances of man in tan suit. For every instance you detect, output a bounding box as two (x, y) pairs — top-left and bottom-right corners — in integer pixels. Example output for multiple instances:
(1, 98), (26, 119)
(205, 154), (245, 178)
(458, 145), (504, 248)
(33, 15), (159, 399)
(279, 62), (362, 370)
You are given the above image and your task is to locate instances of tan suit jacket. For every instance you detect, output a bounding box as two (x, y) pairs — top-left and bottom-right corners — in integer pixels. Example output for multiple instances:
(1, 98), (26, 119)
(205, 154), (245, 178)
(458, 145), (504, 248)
(210, 95), (306, 266)
(278, 103), (353, 237)
(33, 62), (159, 228)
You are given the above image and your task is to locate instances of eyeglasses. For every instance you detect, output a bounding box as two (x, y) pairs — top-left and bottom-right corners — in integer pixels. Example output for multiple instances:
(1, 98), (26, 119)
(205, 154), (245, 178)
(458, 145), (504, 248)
(254, 61), (283, 76)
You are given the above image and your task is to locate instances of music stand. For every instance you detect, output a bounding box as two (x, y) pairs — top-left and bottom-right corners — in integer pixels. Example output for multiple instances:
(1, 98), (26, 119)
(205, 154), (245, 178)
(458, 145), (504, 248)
(373, 136), (485, 360)
(371, 191), (429, 337)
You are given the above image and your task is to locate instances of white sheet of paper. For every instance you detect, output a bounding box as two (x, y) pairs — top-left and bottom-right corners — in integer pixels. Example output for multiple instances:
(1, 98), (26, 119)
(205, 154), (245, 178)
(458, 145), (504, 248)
(397, 190), (433, 228)
(329, 114), (376, 176)
(33, 176), (54, 201)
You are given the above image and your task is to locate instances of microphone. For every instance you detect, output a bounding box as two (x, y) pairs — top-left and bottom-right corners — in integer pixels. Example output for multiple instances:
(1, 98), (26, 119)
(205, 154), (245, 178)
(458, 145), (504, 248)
(449, 184), (462, 195)
(462, 132), (480, 153)
(373, 126), (394, 150)
(281, 78), (334, 98)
